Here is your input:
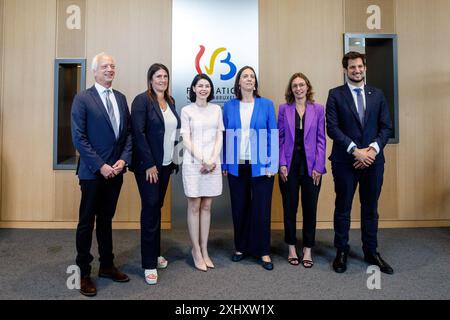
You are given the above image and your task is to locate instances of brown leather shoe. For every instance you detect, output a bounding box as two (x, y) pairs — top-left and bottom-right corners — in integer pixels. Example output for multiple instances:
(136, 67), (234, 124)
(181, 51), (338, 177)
(98, 266), (130, 282)
(80, 276), (97, 297)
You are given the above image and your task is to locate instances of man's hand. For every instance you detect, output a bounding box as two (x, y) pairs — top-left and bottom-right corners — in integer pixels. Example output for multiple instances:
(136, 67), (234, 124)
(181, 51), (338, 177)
(353, 147), (376, 169)
(112, 160), (126, 175)
(100, 164), (116, 179)
(279, 166), (288, 182)
(146, 166), (159, 184)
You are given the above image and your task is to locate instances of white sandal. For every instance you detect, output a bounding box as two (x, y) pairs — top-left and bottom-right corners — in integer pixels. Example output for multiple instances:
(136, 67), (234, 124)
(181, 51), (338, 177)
(144, 269), (158, 285)
(157, 256), (168, 269)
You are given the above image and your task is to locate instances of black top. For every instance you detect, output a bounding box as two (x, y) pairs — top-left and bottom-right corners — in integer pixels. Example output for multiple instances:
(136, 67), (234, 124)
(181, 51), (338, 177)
(292, 110), (307, 175)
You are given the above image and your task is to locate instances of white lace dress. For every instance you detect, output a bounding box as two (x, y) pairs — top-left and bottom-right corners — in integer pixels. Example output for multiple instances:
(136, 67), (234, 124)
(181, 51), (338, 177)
(180, 103), (224, 198)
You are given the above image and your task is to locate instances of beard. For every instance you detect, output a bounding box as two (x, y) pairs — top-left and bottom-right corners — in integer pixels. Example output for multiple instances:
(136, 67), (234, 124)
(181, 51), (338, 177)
(347, 73), (365, 84)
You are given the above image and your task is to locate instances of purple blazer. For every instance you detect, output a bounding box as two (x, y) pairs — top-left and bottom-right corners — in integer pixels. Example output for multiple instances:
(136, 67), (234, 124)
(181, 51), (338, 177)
(278, 102), (327, 177)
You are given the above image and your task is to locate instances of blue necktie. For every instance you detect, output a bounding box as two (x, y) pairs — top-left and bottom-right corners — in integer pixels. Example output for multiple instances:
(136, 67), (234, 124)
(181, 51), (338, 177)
(105, 89), (119, 139)
(353, 88), (365, 126)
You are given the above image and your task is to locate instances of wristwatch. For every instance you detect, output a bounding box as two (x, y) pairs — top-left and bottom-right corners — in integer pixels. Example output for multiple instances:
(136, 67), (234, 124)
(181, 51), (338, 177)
(349, 146), (357, 155)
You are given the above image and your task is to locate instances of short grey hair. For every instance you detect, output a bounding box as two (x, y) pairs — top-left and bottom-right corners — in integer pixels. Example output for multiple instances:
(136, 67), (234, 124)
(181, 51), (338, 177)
(91, 52), (114, 71)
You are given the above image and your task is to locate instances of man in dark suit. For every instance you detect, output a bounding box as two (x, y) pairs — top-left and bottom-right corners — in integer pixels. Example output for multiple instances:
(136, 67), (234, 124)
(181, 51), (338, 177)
(326, 51), (393, 274)
(71, 53), (132, 296)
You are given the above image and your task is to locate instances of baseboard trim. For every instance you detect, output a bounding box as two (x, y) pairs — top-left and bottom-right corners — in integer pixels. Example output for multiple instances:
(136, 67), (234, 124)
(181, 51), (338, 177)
(1, 220), (449, 230)
(0, 221), (171, 229)
(270, 220), (450, 230)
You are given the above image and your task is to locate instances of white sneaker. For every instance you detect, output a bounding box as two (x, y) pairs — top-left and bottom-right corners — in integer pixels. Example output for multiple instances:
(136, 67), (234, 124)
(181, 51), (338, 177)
(157, 256), (168, 269)
(144, 269), (158, 285)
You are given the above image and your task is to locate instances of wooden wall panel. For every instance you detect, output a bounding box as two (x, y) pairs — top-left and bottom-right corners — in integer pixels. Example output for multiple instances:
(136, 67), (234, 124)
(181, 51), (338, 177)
(56, 0), (86, 58)
(1, 0), (56, 221)
(1, 0), (449, 229)
(344, 0), (395, 33)
(260, 0), (347, 224)
(0, 0), (4, 217)
(396, 0), (450, 220)
(84, 0), (172, 223)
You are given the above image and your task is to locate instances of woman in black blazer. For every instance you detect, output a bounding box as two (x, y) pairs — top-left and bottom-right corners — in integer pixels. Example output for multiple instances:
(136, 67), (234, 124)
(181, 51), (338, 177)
(130, 63), (180, 285)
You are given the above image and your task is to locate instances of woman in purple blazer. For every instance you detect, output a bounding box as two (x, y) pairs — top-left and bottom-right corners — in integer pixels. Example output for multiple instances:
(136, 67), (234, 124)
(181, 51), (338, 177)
(278, 73), (326, 268)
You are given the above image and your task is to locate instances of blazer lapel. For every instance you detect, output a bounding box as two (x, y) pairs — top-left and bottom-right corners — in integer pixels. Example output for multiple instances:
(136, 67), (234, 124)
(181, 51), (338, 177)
(286, 104), (295, 140)
(250, 97), (261, 129)
(304, 102), (314, 136)
(151, 99), (164, 124)
(342, 85), (363, 128)
(113, 90), (125, 134)
(234, 99), (242, 129)
(363, 86), (373, 126)
(169, 102), (181, 128)
(89, 86), (116, 134)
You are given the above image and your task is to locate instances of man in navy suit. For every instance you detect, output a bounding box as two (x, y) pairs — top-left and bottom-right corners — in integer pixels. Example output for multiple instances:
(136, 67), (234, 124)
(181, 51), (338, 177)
(71, 53), (132, 296)
(326, 51), (393, 274)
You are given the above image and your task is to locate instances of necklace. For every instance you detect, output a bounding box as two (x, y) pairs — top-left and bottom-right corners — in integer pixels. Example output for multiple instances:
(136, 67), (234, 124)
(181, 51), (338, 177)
(159, 101), (167, 112)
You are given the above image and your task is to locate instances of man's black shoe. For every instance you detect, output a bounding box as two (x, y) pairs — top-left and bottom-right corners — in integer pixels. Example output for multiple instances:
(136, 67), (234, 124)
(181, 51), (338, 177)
(333, 250), (348, 273)
(364, 252), (394, 274)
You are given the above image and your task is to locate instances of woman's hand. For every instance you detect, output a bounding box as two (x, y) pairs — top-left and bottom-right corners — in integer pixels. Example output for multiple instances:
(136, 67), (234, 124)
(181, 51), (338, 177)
(312, 170), (322, 186)
(146, 166), (159, 184)
(265, 170), (275, 178)
(200, 161), (216, 174)
(279, 166), (288, 182)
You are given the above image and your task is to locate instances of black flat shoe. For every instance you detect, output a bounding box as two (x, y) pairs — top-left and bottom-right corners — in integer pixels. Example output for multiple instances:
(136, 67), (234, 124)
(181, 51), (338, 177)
(231, 253), (244, 262)
(261, 260), (274, 271)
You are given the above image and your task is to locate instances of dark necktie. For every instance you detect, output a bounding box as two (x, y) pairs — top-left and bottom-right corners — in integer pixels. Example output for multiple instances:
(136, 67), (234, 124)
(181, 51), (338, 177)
(105, 89), (119, 138)
(353, 88), (365, 126)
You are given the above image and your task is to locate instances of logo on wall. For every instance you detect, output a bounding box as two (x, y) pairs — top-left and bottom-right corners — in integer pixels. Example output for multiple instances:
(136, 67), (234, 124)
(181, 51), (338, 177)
(195, 45), (237, 80)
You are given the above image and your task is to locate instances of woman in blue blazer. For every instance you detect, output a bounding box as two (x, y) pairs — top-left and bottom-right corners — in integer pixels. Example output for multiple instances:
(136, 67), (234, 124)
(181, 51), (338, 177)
(130, 63), (181, 285)
(222, 66), (278, 270)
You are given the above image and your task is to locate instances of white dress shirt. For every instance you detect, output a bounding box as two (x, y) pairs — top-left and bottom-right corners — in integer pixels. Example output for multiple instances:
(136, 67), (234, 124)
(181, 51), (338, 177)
(239, 102), (254, 160)
(161, 104), (178, 166)
(346, 83), (380, 154)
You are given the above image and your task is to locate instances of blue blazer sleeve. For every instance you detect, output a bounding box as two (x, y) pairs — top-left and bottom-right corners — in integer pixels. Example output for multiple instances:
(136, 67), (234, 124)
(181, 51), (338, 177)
(71, 93), (105, 173)
(131, 93), (156, 170)
(221, 101), (229, 172)
(374, 90), (392, 150)
(325, 88), (353, 150)
(265, 99), (279, 174)
(118, 93), (132, 165)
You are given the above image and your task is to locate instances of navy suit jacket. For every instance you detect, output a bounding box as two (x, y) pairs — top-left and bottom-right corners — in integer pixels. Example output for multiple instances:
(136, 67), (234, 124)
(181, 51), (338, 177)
(326, 84), (392, 164)
(71, 85), (132, 180)
(130, 92), (181, 173)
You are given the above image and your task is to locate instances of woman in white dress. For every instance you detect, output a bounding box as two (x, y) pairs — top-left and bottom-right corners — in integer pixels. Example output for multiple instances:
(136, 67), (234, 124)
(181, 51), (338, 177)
(180, 74), (224, 272)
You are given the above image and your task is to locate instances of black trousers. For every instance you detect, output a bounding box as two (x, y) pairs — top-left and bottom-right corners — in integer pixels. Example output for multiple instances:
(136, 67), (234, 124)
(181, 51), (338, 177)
(228, 163), (274, 257)
(76, 175), (123, 277)
(134, 164), (173, 269)
(279, 169), (321, 248)
(331, 162), (384, 254)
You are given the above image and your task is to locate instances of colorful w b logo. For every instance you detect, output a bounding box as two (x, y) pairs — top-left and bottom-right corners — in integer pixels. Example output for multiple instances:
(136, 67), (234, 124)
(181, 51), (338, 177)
(195, 45), (237, 81)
